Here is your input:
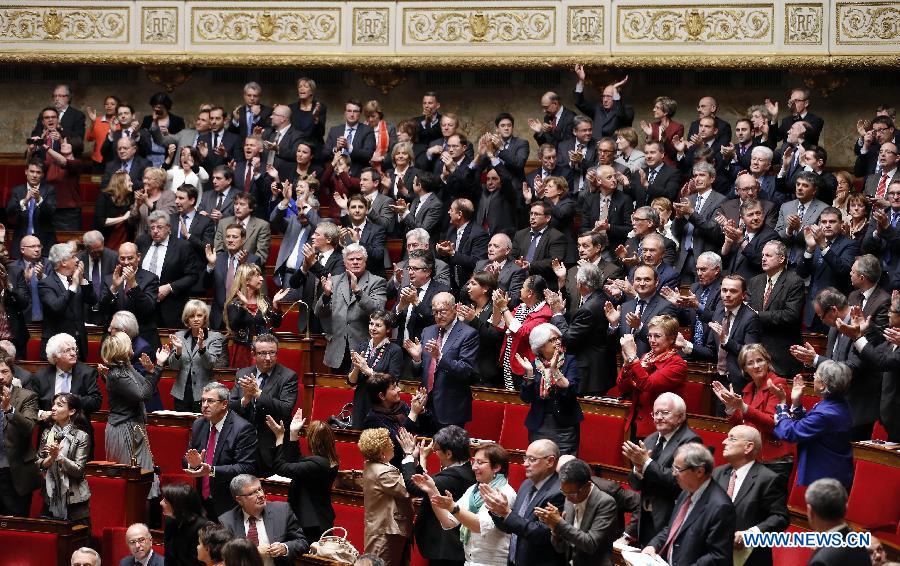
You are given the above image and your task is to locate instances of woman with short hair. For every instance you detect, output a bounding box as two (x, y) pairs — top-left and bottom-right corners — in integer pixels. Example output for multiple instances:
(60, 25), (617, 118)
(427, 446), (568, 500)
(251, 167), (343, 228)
(348, 310), (404, 428)
(492, 275), (553, 391)
(458, 271), (504, 388)
(131, 167), (177, 239)
(197, 523), (234, 566)
(615, 127), (645, 173)
(167, 300), (226, 413)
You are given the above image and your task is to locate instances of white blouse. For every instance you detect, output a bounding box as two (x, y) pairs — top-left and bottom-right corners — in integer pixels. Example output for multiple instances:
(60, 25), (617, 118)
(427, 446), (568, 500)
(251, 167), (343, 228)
(444, 482), (518, 566)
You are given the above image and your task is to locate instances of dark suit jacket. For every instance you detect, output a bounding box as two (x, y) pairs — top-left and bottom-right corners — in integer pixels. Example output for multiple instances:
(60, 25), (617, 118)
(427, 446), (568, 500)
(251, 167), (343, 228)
(497, 136), (530, 185)
(534, 107), (577, 147)
(218, 501), (309, 565)
(578, 189), (634, 248)
(1, 265), (30, 355)
(557, 138), (599, 188)
(417, 321), (478, 426)
(79, 248), (118, 326)
(6, 183), (57, 257)
(288, 249), (344, 333)
(521, 354), (584, 431)
(171, 211), (216, 284)
(343, 219), (387, 278)
(230, 104), (273, 140)
(261, 126), (304, 178)
(186, 411), (258, 517)
(287, 100), (325, 146)
(525, 164), (573, 192)
(38, 271), (97, 360)
(100, 155), (150, 189)
(575, 92), (634, 138)
(512, 226), (569, 289)
(272, 441), (339, 532)
(777, 112), (824, 146)
(2, 387), (41, 496)
(475, 162), (521, 237)
(552, 292), (615, 394)
(99, 269), (160, 348)
(205, 251), (263, 330)
(862, 208), (900, 290)
(135, 234), (199, 328)
(443, 223), (489, 291)
(26, 362), (102, 416)
(200, 130), (242, 169)
(119, 550), (165, 566)
(412, 113), (443, 146)
(475, 258), (527, 305)
(492, 473), (567, 566)
(551, 482), (618, 566)
(229, 364), (298, 476)
(817, 327), (882, 428)
(694, 303), (761, 390)
(856, 340), (900, 442)
(712, 462), (788, 566)
(724, 225), (780, 282)
(672, 190), (727, 275)
(747, 269), (805, 377)
(687, 116), (733, 146)
(198, 188), (236, 220)
(400, 192), (444, 244)
(647, 480), (736, 566)
(32, 106), (86, 141)
(324, 123), (376, 176)
(613, 293), (679, 356)
(630, 164), (681, 207)
(402, 458), (476, 561)
(807, 525), (872, 566)
(717, 198), (778, 229)
(796, 235), (860, 326)
(849, 286), (891, 334)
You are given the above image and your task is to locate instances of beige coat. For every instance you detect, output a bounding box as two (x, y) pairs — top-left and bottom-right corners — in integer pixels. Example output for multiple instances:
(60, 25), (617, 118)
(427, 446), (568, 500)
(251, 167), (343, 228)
(362, 461), (413, 546)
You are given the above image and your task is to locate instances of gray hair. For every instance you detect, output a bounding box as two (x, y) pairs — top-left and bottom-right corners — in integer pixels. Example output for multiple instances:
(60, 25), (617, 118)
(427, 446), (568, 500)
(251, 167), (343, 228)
(575, 262), (603, 291)
(675, 442), (714, 475)
(696, 251), (722, 270)
(641, 232), (665, 250)
(202, 381), (230, 401)
(635, 205), (660, 227)
(655, 392), (687, 415)
(815, 360), (852, 398)
(243, 81), (262, 94)
(0, 340), (15, 358)
(763, 239), (787, 259)
(111, 311), (139, 339)
(70, 547), (101, 566)
(342, 242), (368, 259)
(82, 230), (104, 246)
(813, 287), (848, 312)
(529, 322), (562, 354)
(405, 228), (430, 245)
(692, 161), (716, 177)
(46, 333), (77, 364)
(558, 458), (593, 485)
(491, 233), (512, 250)
(853, 254), (882, 284)
(48, 243), (75, 266)
(148, 209), (171, 225)
(805, 478), (848, 521)
(229, 473), (259, 497)
(751, 145), (774, 162)
(316, 221), (340, 246)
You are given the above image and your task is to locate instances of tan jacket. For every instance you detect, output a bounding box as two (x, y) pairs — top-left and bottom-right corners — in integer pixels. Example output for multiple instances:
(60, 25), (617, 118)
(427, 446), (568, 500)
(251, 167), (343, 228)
(362, 461), (413, 545)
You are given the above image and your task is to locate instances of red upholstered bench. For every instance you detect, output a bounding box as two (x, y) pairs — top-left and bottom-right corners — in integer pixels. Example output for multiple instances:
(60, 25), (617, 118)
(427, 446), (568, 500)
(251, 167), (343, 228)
(0, 517), (89, 566)
(787, 482), (808, 514)
(466, 400), (505, 442)
(690, 426), (727, 466)
(88, 475), (145, 543)
(578, 412), (626, 467)
(333, 502), (365, 551)
(310, 386), (354, 423)
(682, 380), (706, 414)
(27, 337), (41, 361)
(771, 526), (814, 566)
(336, 441), (365, 470)
(847, 459), (900, 533)
(507, 463), (526, 490)
(91, 421), (107, 460)
(267, 239), (281, 267)
(157, 377), (176, 410)
(499, 404), (529, 452)
(102, 527), (165, 566)
(147, 423), (193, 475)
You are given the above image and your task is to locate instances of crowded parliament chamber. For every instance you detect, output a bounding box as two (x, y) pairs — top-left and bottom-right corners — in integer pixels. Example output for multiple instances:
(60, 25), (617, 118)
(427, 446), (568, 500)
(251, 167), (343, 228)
(0, 3), (899, 565)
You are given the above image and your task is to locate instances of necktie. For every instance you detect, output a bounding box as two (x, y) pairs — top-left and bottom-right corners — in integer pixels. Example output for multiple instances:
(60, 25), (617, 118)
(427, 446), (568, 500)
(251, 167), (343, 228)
(525, 231), (541, 262)
(632, 299), (646, 335)
(797, 202), (806, 221)
(597, 196), (610, 223)
(212, 132), (219, 148)
(892, 211), (900, 228)
(502, 305), (531, 390)
(651, 435), (666, 460)
(30, 264), (42, 322)
(695, 193), (705, 214)
(344, 127), (355, 155)
(289, 227), (309, 270)
(226, 256), (236, 291)
(244, 165), (253, 190)
(202, 423), (217, 498)
(147, 243), (161, 276)
(684, 194), (704, 251)
(179, 214), (188, 239)
(876, 173), (889, 199)
(647, 168), (658, 186)
(403, 287), (425, 341)
(763, 278), (774, 308)
(246, 516), (259, 546)
(60, 372), (71, 393)
(355, 227), (362, 241)
(660, 493), (693, 560)
(267, 131), (281, 165)
(727, 469), (738, 499)
(717, 311), (732, 374)
(120, 161), (128, 172)
(693, 287), (711, 348)
(258, 372), (269, 392)
(246, 107), (254, 131)
(215, 192), (225, 211)
(886, 211), (900, 266)
(26, 194), (35, 235)
(426, 328), (445, 391)
(508, 484), (536, 563)
(91, 260), (101, 298)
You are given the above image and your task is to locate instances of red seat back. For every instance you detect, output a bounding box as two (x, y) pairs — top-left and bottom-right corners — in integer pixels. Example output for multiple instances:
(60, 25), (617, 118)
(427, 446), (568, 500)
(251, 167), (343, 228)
(310, 386), (354, 423)
(87, 476), (131, 542)
(27, 337), (41, 361)
(847, 459), (900, 531)
(788, 482), (808, 513)
(97, 374), (109, 410)
(267, 239), (281, 267)
(681, 381), (706, 414)
(147, 424), (192, 474)
(578, 413), (625, 466)
(465, 400), (505, 442)
(102, 527), (129, 566)
(499, 404), (529, 451)
(0, 529), (61, 566)
(693, 428), (727, 466)
(507, 463), (526, 490)
(336, 441), (365, 470)
(873, 421), (888, 441)
(770, 526), (814, 566)
(91, 421), (107, 460)
(332, 503), (365, 551)
(86, 340), (102, 364)
(157, 377), (176, 410)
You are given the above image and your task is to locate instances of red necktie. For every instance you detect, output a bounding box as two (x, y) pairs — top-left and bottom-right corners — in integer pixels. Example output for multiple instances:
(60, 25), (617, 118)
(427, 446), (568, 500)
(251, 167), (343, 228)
(247, 516), (259, 546)
(244, 165), (253, 190)
(427, 328), (445, 391)
(660, 493), (692, 559)
(202, 424), (217, 499)
(727, 470), (738, 499)
(876, 173), (889, 199)
(763, 278), (773, 309)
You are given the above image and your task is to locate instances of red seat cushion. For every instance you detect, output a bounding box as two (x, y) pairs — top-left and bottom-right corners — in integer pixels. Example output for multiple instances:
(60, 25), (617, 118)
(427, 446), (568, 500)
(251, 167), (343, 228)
(310, 386), (354, 423)
(499, 404), (530, 451)
(147, 424), (192, 475)
(88, 476), (131, 542)
(771, 526), (814, 566)
(681, 381), (706, 414)
(336, 441), (365, 470)
(872, 421), (888, 441)
(847, 459), (900, 531)
(693, 428), (727, 466)
(0, 530), (60, 565)
(507, 463), (525, 490)
(157, 377), (176, 410)
(465, 400), (505, 442)
(91, 421), (107, 460)
(332, 502), (365, 551)
(788, 482), (807, 513)
(578, 413), (625, 466)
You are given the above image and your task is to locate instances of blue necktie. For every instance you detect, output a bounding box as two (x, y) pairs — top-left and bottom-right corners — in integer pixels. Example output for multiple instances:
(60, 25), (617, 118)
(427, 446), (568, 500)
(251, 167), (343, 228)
(30, 264), (42, 322)
(60, 372), (71, 393)
(343, 127), (355, 155)
(693, 287), (711, 348)
(684, 194), (704, 251)
(26, 198), (35, 235)
(525, 231), (540, 262)
(92, 260), (101, 298)
(632, 300), (647, 334)
(293, 227), (310, 270)
(885, 212), (899, 265)
(508, 484), (535, 563)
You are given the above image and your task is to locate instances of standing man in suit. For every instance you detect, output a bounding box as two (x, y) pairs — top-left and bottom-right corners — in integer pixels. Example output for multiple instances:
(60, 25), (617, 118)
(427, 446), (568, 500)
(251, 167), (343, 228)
(512, 201), (569, 290)
(259, 105), (302, 178)
(529, 92), (576, 148)
(137, 210), (199, 329)
(605, 265), (678, 356)
(775, 172), (828, 265)
(218, 474), (309, 563)
(631, 141), (681, 207)
(579, 164), (634, 250)
(198, 165), (237, 222)
(0, 358), (41, 516)
(213, 192), (271, 263)
(184, 382), (257, 518)
(483, 439), (566, 566)
(100, 137), (150, 189)
(204, 224), (263, 330)
(436, 198), (488, 293)
(556, 232), (624, 315)
(270, 184), (320, 290)
(394, 171), (444, 245)
(202, 106), (242, 170)
(747, 241), (804, 376)
(99, 242), (160, 351)
(721, 198), (780, 281)
(393, 251), (452, 372)
(664, 251), (722, 362)
(848, 254), (891, 333)
(31, 84), (85, 142)
(353, 167), (396, 233)
(642, 442), (736, 565)
(717, 173), (778, 229)
(39, 244), (96, 361)
(712, 425), (789, 566)
(79, 230), (118, 326)
(774, 88), (824, 146)
(674, 116), (725, 178)
(862, 177), (900, 290)
(671, 161), (726, 282)
(324, 99), (375, 176)
(287, 222), (345, 334)
(863, 141), (898, 199)
(473, 159), (520, 237)
(630, 233), (679, 292)
(557, 116), (598, 194)
(573, 66), (633, 138)
(492, 113), (530, 186)
(406, 292), (478, 432)
(537, 458), (618, 566)
(229, 334), (298, 477)
(9, 236), (51, 336)
(340, 194), (387, 278)
(622, 393), (702, 546)
(119, 523), (164, 566)
(7, 159), (56, 258)
(314, 244), (387, 373)
(412, 91), (443, 145)
(173, 184), (216, 293)
(475, 233), (527, 305)
(229, 81), (273, 142)
(525, 144), (572, 193)
(687, 96), (732, 146)
(805, 479), (871, 566)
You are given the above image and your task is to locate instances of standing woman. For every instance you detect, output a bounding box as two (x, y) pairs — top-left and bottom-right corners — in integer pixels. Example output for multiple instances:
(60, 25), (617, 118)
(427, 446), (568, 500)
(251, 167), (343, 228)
(224, 263), (289, 368)
(517, 323), (583, 456)
(94, 170), (135, 250)
(143, 92), (185, 167)
(640, 97), (683, 165)
(615, 127), (645, 173)
(161, 482), (209, 566)
(458, 271), (504, 388)
(541, 176), (577, 264)
(0, 262), (29, 358)
(347, 310), (404, 428)
(100, 332), (160, 497)
(363, 100), (397, 172)
(267, 409), (339, 543)
(85, 95), (120, 172)
(383, 140), (418, 203)
(167, 300), (226, 413)
(843, 192), (870, 243)
(37, 392), (92, 524)
(132, 167), (177, 240)
(358, 427), (413, 566)
(165, 146), (209, 194)
(492, 275), (553, 391)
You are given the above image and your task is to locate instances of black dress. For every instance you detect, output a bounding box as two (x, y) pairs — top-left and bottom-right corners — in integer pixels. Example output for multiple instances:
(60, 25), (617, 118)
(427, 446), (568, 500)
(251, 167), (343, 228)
(273, 441), (339, 543)
(350, 339), (403, 428)
(164, 514), (208, 565)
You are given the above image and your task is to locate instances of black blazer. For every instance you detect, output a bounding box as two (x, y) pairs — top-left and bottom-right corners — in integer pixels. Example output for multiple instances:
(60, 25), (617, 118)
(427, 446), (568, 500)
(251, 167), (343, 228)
(273, 441), (338, 533)
(496, 136), (530, 186)
(630, 164), (681, 207)
(724, 225), (780, 282)
(198, 188), (236, 220)
(521, 354), (584, 431)
(393, 281), (452, 345)
(171, 211), (215, 291)
(38, 271), (97, 360)
(511, 226), (569, 289)
(647, 480), (736, 566)
(1, 268), (30, 356)
(287, 100), (325, 146)
(185, 411), (258, 518)
(687, 116), (733, 146)
(712, 462), (789, 566)
(6, 183), (57, 257)
(694, 303), (761, 390)
(260, 126), (305, 179)
(200, 130), (242, 169)
(412, 113), (442, 146)
(777, 112), (824, 146)
(464, 306), (505, 388)
(525, 163), (573, 191)
(796, 235), (859, 327)
(808, 525), (872, 566)
(217, 501), (309, 565)
(402, 459), (476, 561)
(492, 473), (567, 566)
(229, 363), (299, 476)
(204, 251), (263, 330)
(324, 123), (376, 176)
(26, 361), (102, 415)
(32, 106), (86, 141)
(533, 107), (577, 147)
(552, 292), (615, 395)
(99, 268), (160, 349)
(140, 113), (186, 135)
(230, 104), (273, 140)
(135, 234), (200, 328)
(747, 269), (805, 377)
(287, 250), (345, 334)
(162, 514), (206, 566)
(443, 222), (489, 291)
(578, 189), (634, 249)
(474, 162), (520, 237)
(613, 294), (679, 356)
(341, 219), (386, 278)
(575, 92), (634, 138)
(100, 155), (151, 189)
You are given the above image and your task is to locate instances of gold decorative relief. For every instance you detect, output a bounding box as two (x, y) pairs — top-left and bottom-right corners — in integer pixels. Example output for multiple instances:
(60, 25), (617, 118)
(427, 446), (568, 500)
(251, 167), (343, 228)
(792, 69), (848, 98)
(0, 6), (128, 43)
(403, 8), (554, 45)
(568, 6), (604, 44)
(836, 2), (900, 45)
(617, 5), (773, 44)
(358, 69), (407, 94)
(144, 65), (193, 93)
(785, 4), (823, 44)
(142, 7), (178, 44)
(353, 8), (389, 45)
(192, 8), (340, 44)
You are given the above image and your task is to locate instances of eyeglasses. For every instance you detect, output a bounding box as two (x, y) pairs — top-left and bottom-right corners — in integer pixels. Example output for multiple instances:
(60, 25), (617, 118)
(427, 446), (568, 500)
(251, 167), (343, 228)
(872, 127), (891, 133)
(60, 347), (77, 354)
(878, 150), (898, 156)
(524, 455), (551, 463)
(651, 410), (672, 418)
(432, 308), (452, 315)
(672, 464), (696, 474)
(254, 351), (277, 358)
(127, 537), (149, 545)
(200, 398), (224, 405)
(407, 266), (429, 272)
(236, 486), (264, 498)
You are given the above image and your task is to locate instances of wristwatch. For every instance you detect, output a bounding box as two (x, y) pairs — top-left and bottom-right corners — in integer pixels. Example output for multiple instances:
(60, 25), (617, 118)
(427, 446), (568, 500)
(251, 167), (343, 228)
(451, 504), (460, 515)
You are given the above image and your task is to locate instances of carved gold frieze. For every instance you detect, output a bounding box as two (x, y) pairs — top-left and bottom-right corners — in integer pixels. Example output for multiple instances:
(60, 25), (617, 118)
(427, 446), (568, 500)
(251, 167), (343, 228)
(567, 6), (604, 45)
(617, 5), (773, 45)
(142, 7), (178, 45)
(0, 6), (128, 43)
(353, 8), (389, 46)
(835, 2), (900, 45)
(191, 7), (340, 44)
(785, 3), (823, 44)
(403, 7), (554, 45)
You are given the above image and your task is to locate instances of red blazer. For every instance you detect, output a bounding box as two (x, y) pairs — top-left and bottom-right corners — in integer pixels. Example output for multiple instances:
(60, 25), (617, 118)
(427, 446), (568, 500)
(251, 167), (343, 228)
(618, 351), (687, 437)
(729, 373), (794, 462)
(649, 120), (685, 167)
(497, 302), (552, 375)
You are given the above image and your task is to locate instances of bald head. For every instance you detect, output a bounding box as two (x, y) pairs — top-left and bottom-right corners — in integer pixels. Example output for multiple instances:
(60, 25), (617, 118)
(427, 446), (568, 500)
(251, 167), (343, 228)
(20, 234), (42, 261)
(723, 424), (762, 466)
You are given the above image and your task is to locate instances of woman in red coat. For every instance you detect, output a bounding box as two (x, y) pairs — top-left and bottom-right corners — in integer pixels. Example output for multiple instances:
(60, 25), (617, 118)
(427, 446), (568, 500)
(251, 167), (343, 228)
(492, 275), (552, 392)
(714, 343), (794, 489)
(639, 96), (684, 166)
(617, 314), (687, 438)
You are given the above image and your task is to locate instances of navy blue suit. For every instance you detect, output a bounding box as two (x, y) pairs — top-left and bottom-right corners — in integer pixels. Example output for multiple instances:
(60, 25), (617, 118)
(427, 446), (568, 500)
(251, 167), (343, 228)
(694, 303), (761, 393)
(723, 225), (780, 281)
(418, 321), (479, 428)
(443, 222), (488, 292)
(796, 235), (859, 327)
(492, 473), (566, 566)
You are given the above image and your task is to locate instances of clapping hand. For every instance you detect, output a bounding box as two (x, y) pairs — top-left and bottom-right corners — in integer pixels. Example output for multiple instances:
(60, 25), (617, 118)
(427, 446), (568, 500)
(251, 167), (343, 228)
(533, 502), (562, 528)
(515, 353), (534, 380)
(397, 428), (417, 456)
(604, 301), (621, 326)
(479, 483), (510, 516)
(288, 407), (306, 440)
(139, 352), (156, 374)
(712, 380), (744, 413)
(410, 387), (427, 415)
(622, 439), (650, 467)
(789, 342), (817, 366)
(264, 415), (286, 443)
(403, 337), (422, 361)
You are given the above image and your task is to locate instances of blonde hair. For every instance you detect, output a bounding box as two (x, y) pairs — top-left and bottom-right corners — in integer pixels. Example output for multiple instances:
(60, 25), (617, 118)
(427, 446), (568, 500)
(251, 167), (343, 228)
(104, 170), (132, 207)
(181, 299), (210, 327)
(224, 263), (269, 334)
(647, 314), (679, 338)
(101, 332), (133, 366)
(358, 428), (392, 462)
(143, 167), (166, 191)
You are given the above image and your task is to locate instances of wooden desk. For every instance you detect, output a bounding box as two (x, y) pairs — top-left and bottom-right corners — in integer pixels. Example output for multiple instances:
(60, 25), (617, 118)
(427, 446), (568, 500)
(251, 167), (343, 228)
(0, 516), (90, 565)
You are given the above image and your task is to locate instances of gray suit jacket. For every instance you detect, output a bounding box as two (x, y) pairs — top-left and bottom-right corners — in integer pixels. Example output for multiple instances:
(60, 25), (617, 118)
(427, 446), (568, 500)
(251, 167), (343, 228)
(166, 329), (227, 401)
(475, 258), (527, 305)
(314, 271), (387, 368)
(367, 192), (396, 234)
(218, 501), (309, 565)
(863, 169), (898, 197)
(551, 484), (618, 566)
(400, 193), (443, 240)
(213, 215), (272, 262)
(774, 198), (828, 263)
(672, 189), (727, 275)
(270, 205), (321, 287)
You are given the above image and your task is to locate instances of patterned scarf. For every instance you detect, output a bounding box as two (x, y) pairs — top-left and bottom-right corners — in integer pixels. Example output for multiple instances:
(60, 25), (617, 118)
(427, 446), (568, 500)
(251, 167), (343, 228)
(461, 473), (508, 545)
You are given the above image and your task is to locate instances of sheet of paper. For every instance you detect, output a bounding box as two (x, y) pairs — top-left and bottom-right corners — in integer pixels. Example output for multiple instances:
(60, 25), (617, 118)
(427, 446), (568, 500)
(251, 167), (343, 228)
(622, 550), (669, 566)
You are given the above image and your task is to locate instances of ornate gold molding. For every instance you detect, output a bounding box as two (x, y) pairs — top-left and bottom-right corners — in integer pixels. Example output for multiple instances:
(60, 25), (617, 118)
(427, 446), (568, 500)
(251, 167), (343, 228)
(191, 7), (340, 44)
(144, 64), (193, 92)
(567, 6), (604, 45)
(835, 2), (900, 45)
(402, 7), (555, 45)
(792, 69), (848, 98)
(0, 6), (128, 43)
(358, 69), (407, 94)
(617, 5), (773, 45)
(785, 3), (823, 44)
(353, 7), (390, 46)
